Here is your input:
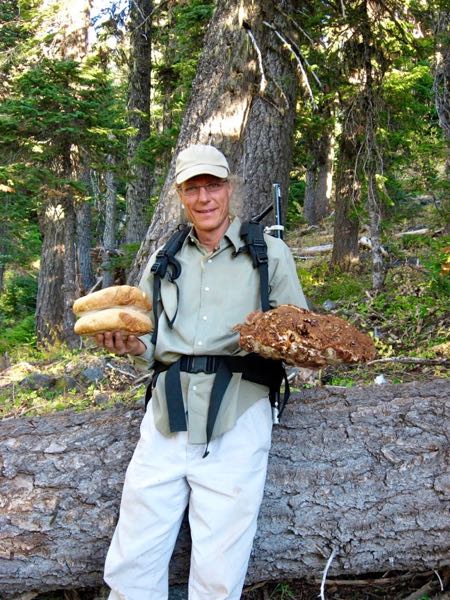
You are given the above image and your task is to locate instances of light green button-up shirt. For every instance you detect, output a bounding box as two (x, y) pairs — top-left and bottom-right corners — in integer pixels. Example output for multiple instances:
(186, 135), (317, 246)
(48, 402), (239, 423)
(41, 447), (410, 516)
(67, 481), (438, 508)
(134, 217), (307, 443)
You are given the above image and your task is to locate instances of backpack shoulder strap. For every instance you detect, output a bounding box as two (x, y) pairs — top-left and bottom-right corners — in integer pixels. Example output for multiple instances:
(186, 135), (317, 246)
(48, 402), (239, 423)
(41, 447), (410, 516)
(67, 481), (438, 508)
(238, 220), (270, 312)
(150, 226), (190, 345)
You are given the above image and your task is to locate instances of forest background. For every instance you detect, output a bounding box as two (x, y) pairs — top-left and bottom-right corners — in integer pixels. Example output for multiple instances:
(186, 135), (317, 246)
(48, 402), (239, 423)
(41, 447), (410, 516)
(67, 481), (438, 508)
(0, 0), (449, 598)
(0, 0), (449, 364)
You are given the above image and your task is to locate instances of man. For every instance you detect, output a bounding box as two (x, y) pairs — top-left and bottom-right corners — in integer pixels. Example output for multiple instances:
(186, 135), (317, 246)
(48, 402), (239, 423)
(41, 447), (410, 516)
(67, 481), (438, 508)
(96, 144), (307, 600)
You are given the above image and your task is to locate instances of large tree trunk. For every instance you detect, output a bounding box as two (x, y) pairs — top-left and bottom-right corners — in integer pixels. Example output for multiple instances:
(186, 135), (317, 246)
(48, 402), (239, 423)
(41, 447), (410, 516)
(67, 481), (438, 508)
(35, 0), (92, 347)
(128, 0), (299, 284)
(1, 379), (449, 596)
(124, 0), (153, 246)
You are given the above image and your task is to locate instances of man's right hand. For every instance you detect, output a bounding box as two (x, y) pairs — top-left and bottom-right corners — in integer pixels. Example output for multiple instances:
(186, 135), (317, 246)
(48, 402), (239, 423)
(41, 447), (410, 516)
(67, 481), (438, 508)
(93, 332), (146, 356)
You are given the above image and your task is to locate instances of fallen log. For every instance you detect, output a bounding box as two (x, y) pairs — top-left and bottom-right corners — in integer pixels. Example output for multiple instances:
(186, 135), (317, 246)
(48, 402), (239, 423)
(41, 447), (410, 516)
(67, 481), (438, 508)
(0, 379), (449, 596)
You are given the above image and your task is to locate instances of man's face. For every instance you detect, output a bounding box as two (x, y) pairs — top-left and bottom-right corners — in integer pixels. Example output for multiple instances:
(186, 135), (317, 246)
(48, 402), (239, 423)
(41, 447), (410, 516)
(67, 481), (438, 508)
(178, 174), (231, 238)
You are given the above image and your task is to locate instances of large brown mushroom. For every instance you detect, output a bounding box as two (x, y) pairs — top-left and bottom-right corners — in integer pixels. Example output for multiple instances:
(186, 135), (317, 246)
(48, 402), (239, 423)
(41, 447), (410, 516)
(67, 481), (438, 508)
(233, 304), (376, 368)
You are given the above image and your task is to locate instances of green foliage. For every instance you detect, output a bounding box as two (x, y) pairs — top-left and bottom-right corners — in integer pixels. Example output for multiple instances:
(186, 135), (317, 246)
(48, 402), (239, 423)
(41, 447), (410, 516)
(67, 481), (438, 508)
(297, 262), (370, 304)
(150, 0), (214, 169)
(0, 272), (37, 320)
(1, 58), (126, 159)
(0, 315), (36, 354)
(113, 242), (142, 272)
(0, 272), (38, 354)
(270, 583), (295, 599)
(286, 179), (306, 228)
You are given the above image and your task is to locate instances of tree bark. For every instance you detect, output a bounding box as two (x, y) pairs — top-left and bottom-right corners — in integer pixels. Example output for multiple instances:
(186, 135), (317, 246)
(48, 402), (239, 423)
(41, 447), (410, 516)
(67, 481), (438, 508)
(76, 199), (96, 295)
(1, 379), (449, 596)
(35, 198), (65, 345)
(433, 8), (450, 177)
(128, 0), (299, 284)
(34, 0), (92, 347)
(102, 158), (118, 289)
(124, 0), (153, 246)
(331, 99), (362, 269)
(303, 114), (335, 226)
(62, 193), (78, 348)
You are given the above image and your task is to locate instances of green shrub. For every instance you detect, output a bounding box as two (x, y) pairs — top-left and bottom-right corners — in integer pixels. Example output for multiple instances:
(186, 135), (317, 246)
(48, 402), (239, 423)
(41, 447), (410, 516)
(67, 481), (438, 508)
(0, 272), (37, 322)
(0, 314), (36, 353)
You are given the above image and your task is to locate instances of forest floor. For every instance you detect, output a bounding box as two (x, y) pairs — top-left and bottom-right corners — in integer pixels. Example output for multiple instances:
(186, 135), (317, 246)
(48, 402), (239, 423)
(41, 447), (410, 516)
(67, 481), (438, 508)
(1, 198), (449, 599)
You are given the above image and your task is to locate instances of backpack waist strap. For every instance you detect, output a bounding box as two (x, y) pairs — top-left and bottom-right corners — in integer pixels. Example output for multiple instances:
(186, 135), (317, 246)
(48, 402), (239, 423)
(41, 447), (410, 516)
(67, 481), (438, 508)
(145, 353), (288, 456)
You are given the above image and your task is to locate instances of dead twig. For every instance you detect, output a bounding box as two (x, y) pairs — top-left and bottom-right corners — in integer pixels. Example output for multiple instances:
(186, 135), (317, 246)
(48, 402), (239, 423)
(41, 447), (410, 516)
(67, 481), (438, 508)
(312, 570), (435, 587)
(105, 362), (136, 378)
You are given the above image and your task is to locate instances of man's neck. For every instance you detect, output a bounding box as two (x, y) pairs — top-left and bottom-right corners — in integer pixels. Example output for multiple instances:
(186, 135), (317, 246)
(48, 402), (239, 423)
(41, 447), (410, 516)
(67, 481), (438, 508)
(195, 219), (231, 252)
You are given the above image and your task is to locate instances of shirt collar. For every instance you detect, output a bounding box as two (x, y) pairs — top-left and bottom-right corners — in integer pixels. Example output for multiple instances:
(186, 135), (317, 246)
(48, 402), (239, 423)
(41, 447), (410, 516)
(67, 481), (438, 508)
(186, 216), (243, 253)
(223, 216), (243, 253)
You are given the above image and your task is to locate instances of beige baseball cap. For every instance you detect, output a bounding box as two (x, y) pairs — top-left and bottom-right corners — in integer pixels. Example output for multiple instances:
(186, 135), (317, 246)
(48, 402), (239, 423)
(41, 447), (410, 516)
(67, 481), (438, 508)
(175, 144), (230, 185)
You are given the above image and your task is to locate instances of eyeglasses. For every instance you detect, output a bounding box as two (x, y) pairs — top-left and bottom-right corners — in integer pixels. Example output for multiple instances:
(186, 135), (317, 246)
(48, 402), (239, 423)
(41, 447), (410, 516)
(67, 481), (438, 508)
(180, 180), (228, 198)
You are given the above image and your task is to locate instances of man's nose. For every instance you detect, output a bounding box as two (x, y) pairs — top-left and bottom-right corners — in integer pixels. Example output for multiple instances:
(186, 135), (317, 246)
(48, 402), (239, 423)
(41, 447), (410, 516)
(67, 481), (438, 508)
(197, 186), (209, 201)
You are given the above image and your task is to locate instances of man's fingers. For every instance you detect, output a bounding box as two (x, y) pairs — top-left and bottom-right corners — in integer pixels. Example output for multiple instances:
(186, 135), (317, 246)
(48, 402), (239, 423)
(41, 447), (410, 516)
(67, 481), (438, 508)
(91, 332), (145, 356)
(93, 333), (105, 347)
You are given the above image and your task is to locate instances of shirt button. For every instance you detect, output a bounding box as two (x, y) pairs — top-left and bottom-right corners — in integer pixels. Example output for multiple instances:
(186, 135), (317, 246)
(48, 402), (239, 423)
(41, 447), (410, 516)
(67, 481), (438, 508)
(207, 259), (212, 264)
(197, 341), (203, 346)
(204, 286), (210, 291)
(202, 315), (207, 321)
(193, 385), (197, 391)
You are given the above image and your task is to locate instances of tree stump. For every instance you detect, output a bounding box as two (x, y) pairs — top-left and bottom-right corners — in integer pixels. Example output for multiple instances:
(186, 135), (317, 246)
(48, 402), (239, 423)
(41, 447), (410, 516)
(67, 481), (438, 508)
(0, 379), (449, 596)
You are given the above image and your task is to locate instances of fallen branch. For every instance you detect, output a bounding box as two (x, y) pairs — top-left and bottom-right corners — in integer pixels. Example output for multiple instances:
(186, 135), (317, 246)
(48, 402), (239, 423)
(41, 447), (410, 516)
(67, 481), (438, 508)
(367, 356), (450, 366)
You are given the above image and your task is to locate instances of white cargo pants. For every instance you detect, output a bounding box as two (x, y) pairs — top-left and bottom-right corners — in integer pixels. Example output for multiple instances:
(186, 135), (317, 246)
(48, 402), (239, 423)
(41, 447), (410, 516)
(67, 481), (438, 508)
(104, 397), (273, 600)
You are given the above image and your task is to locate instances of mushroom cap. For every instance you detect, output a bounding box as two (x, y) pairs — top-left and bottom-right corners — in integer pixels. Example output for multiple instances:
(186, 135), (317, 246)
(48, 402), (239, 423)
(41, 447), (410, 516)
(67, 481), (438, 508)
(233, 304), (376, 368)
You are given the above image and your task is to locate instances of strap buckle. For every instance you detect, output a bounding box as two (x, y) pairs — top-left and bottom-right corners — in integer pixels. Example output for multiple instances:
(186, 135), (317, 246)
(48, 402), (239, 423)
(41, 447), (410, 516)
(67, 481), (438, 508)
(180, 355), (219, 374)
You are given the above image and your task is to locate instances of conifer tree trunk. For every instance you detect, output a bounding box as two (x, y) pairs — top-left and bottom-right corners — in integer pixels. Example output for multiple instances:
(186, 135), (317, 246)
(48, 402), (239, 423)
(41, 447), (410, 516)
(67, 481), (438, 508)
(433, 8), (450, 178)
(36, 198), (65, 345)
(128, 0), (300, 284)
(331, 104), (361, 269)
(76, 167), (96, 294)
(62, 191), (78, 348)
(362, 16), (385, 291)
(303, 165), (317, 224)
(76, 201), (95, 294)
(35, 0), (92, 346)
(102, 157), (118, 288)
(315, 131), (334, 220)
(303, 129), (334, 225)
(124, 0), (153, 246)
